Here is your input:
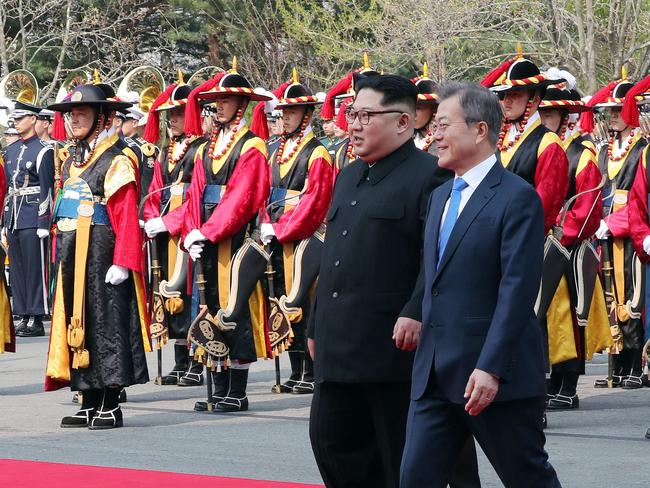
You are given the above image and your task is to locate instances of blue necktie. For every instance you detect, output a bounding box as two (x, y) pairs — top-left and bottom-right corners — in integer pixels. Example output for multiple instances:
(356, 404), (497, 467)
(438, 177), (469, 264)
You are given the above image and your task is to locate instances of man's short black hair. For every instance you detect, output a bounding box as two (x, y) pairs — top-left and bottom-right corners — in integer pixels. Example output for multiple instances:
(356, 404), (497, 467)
(354, 74), (418, 114)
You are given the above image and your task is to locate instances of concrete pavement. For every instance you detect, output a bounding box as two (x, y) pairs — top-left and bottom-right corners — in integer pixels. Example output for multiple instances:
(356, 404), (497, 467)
(1, 324), (649, 487)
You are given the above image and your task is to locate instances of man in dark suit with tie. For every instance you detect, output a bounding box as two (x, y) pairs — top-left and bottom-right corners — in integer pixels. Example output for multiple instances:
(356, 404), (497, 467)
(400, 82), (561, 488)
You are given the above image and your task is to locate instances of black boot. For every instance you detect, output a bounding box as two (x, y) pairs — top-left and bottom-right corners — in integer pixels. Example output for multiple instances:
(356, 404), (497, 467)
(16, 316), (44, 337)
(161, 344), (189, 385)
(13, 316), (28, 335)
(595, 354), (623, 388)
(118, 388), (127, 403)
(548, 372), (580, 410)
(292, 351), (314, 394)
(216, 368), (249, 412)
(622, 349), (644, 389)
(178, 358), (204, 386)
(194, 370), (229, 411)
(275, 351), (302, 393)
(61, 389), (101, 428)
(89, 387), (123, 430)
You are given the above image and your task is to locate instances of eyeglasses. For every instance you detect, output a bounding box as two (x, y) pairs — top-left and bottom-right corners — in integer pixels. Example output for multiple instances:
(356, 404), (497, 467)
(345, 109), (404, 126)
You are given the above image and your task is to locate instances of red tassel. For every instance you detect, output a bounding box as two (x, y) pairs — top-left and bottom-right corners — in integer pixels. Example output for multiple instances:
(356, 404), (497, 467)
(336, 98), (350, 132)
(322, 72), (353, 120)
(250, 102), (269, 140)
(143, 83), (177, 143)
(579, 80), (620, 133)
(480, 57), (517, 87)
(622, 75), (650, 127)
(52, 111), (67, 141)
(184, 74), (226, 137)
(250, 78), (297, 140)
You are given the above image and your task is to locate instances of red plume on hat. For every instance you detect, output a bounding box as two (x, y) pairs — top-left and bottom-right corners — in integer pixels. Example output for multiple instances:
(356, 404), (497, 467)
(51, 91), (72, 141)
(579, 80), (620, 133)
(622, 75), (650, 127)
(52, 112), (67, 141)
(184, 73), (226, 137)
(480, 57), (518, 88)
(143, 83), (177, 143)
(322, 72), (353, 120)
(250, 78), (292, 139)
(337, 98), (351, 132)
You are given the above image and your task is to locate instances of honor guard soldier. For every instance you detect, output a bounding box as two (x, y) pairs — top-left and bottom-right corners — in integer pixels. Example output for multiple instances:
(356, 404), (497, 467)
(143, 72), (206, 386)
(35, 108), (55, 142)
(538, 69), (610, 410)
(170, 63), (272, 412)
(589, 73), (649, 389)
(411, 63), (438, 155)
(45, 84), (150, 429)
(2, 101), (55, 337)
(257, 69), (335, 395)
(482, 51), (569, 233)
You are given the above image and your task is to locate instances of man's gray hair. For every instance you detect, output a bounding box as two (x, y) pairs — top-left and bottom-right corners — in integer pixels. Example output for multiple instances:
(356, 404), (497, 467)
(438, 82), (503, 145)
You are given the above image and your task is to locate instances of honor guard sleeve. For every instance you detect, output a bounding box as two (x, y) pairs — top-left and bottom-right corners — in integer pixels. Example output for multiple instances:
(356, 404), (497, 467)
(143, 159), (164, 222)
(107, 182), (143, 273)
(558, 149), (602, 246)
(629, 147), (650, 259)
(37, 145), (55, 230)
(534, 135), (569, 233)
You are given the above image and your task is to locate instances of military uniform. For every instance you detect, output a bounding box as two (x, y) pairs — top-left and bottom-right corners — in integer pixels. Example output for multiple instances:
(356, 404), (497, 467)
(588, 79), (649, 389)
(261, 74), (335, 395)
(538, 80), (610, 409)
(45, 84), (150, 430)
(143, 81), (205, 386)
(171, 67), (272, 412)
(2, 102), (55, 336)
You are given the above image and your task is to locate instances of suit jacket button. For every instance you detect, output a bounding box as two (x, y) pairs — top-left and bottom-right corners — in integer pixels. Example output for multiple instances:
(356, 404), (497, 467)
(332, 292), (339, 298)
(334, 260), (340, 267)
(342, 230), (348, 236)
(351, 200), (357, 206)
(432, 289), (439, 296)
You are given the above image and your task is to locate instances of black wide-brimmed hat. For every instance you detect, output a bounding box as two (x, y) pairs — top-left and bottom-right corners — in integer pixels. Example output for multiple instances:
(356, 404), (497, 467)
(489, 58), (564, 93)
(48, 84), (132, 113)
(275, 69), (322, 109)
(197, 58), (272, 102)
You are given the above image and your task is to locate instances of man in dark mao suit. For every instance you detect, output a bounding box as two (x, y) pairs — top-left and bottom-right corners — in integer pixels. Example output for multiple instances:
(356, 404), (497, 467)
(400, 82), (561, 488)
(307, 74), (482, 488)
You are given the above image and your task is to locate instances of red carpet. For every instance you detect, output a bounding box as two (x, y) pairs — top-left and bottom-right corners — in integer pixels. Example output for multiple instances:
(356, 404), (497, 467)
(0, 459), (324, 487)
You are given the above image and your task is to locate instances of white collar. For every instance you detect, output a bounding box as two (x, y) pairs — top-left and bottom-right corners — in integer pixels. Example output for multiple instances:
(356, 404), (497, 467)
(456, 154), (497, 190)
(507, 110), (540, 140)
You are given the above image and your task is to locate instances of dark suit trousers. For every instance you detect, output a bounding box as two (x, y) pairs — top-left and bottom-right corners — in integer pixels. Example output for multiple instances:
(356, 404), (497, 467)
(310, 381), (410, 488)
(400, 384), (561, 488)
(7, 228), (45, 316)
(309, 381), (480, 488)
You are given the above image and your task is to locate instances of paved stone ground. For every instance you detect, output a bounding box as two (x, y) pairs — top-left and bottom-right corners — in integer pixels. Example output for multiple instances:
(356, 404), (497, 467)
(1, 323), (649, 487)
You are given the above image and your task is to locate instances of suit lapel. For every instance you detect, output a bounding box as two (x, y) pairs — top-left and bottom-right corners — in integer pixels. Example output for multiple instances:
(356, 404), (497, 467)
(425, 181), (451, 278)
(433, 163), (503, 282)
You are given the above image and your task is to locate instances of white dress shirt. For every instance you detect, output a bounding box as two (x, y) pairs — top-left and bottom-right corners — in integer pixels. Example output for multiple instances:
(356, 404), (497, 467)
(439, 154), (497, 231)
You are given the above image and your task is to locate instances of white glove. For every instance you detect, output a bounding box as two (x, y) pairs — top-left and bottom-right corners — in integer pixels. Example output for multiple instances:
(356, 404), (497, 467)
(144, 217), (167, 238)
(188, 243), (205, 261)
(260, 223), (276, 245)
(595, 219), (610, 240)
(184, 228), (207, 249)
(643, 235), (650, 256)
(36, 228), (49, 239)
(105, 264), (129, 285)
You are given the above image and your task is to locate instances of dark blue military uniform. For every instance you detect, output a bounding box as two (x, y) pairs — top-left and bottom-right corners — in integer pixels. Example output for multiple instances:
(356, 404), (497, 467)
(2, 134), (55, 317)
